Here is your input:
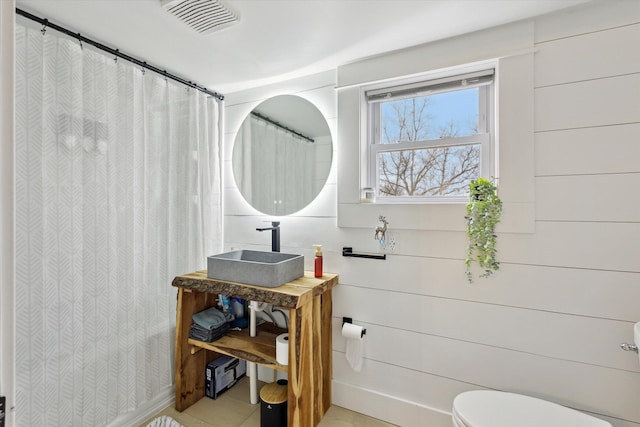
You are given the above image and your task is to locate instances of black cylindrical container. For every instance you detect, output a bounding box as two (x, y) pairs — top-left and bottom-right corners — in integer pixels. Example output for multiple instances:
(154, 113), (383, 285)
(260, 379), (288, 427)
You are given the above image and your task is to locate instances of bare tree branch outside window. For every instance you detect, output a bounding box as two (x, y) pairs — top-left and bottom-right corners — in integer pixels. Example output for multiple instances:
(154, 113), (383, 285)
(377, 90), (481, 197)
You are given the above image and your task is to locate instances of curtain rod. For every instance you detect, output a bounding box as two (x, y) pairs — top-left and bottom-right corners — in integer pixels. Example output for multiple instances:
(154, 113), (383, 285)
(250, 111), (314, 143)
(16, 8), (224, 101)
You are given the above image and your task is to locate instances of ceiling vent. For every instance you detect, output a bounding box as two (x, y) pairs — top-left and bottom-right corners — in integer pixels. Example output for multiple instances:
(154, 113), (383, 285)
(161, 0), (239, 35)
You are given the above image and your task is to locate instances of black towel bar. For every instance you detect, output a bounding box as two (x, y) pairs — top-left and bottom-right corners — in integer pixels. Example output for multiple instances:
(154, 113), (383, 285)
(342, 247), (386, 260)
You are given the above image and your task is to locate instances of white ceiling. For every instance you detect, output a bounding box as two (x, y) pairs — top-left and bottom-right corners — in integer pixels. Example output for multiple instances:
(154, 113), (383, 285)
(16, 0), (589, 95)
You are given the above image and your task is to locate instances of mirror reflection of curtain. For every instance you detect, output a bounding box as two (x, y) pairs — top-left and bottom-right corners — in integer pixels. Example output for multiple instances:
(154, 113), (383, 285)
(235, 115), (315, 215)
(283, 131), (315, 215)
(15, 23), (222, 426)
(233, 117), (252, 203)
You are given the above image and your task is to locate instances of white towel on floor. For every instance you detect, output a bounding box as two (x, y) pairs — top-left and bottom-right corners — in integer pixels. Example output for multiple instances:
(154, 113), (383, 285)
(146, 415), (184, 427)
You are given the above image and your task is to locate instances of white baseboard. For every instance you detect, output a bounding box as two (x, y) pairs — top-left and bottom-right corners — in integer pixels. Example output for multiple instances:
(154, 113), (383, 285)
(332, 380), (453, 427)
(106, 387), (175, 427)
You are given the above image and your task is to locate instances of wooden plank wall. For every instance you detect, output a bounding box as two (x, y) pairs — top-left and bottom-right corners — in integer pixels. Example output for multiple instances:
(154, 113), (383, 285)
(223, 3), (640, 426)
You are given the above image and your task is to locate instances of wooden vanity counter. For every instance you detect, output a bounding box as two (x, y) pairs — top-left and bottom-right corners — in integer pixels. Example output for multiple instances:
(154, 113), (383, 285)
(172, 271), (339, 427)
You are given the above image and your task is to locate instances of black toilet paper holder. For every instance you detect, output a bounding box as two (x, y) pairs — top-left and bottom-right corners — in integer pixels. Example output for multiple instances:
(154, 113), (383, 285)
(342, 317), (366, 337)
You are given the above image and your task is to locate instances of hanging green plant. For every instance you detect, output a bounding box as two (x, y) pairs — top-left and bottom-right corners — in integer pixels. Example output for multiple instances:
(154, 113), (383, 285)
(465, 177), (502, 283)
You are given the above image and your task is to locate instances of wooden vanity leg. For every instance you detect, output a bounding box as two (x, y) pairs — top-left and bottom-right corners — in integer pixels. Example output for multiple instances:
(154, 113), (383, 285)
(311, 291), (333, 424)
(174, 289), (217, 411)
(288, 303), (315, 427)
(320, 291), (333, 417)
(312, 295), (323, 425)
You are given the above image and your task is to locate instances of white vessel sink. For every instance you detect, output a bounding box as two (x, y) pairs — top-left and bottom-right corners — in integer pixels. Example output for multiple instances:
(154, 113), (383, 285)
(207, 250), (304, 288)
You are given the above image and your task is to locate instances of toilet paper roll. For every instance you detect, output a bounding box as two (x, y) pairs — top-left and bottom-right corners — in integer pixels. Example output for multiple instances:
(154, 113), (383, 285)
(276, 333), (289, 366)
(342, 323), (365, 372)
(634, 322), (640, 364)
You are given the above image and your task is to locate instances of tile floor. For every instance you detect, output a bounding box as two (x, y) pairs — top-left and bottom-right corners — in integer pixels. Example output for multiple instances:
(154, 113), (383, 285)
(140, 377), (396, 427)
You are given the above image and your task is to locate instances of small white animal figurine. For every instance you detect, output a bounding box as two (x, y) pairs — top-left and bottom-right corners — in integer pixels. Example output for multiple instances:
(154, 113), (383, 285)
(374, 216), (389, 241)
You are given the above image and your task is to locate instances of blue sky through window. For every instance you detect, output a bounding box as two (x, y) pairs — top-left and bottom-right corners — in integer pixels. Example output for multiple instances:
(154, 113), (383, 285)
(431, 87), (479, 136)
(381, 87), (479, 143)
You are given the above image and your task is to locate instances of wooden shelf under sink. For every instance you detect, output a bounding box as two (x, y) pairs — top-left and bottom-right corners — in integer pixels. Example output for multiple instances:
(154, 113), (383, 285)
(187, 323), (288, 372)
(173, 271), (339, 426)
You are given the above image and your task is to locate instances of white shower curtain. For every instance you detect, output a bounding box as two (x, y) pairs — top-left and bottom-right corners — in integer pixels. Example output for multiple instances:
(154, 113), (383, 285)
(14, 23), (222, 426)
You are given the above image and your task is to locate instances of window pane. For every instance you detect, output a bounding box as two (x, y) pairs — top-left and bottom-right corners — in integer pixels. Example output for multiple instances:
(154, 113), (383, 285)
(380, 87), (479, 144)
(377, 145), (480, 196)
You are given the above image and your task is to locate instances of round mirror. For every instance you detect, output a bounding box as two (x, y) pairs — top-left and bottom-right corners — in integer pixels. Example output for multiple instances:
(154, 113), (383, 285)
(232, 95), (333, 216)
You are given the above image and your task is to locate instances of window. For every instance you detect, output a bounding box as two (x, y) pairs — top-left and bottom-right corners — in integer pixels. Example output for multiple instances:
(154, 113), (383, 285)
(365, 69), (495, 202)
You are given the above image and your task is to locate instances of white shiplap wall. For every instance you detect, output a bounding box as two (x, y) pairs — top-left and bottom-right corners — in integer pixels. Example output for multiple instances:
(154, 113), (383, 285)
(224, 3), (640, 426)
(222, 70), (338, 255)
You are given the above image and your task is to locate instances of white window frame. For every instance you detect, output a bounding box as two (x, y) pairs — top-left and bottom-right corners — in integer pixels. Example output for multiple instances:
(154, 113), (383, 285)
(364, 68), (496, 204)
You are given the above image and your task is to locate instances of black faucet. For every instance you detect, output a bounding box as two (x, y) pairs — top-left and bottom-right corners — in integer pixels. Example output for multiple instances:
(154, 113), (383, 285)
(256, 221), (280, 252)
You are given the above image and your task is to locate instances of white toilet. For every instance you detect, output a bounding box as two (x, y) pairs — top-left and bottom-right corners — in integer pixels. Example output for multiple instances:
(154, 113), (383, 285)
(452, 390), (611, 427)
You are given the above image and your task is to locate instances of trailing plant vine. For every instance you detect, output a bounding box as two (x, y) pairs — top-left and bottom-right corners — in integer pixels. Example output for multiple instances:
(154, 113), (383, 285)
(465, 177), (502, 283)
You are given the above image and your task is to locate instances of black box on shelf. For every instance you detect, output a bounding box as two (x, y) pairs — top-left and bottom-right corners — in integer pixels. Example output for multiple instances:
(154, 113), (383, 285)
(205, 355), (247, 399)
